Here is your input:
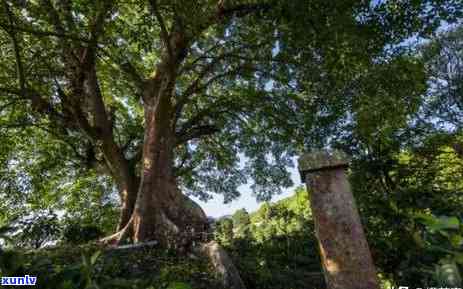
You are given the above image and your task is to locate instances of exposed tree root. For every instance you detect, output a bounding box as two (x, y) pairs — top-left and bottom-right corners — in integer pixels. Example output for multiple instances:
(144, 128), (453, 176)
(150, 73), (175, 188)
(101, 226), (246, 289)
(109, 240), (158, 251)
(99, 218), (133, 246)
(99, 193), (208, 248)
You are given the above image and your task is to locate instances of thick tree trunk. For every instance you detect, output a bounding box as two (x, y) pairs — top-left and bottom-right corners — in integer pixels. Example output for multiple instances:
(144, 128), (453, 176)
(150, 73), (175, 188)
(100, 131), (139, 231)
(100, 28), (209, 247)
(76, 55), (140, 232)
(130, 92), (208, 245)
(102, 87), (208, 247)
(115, 171), (138, 231)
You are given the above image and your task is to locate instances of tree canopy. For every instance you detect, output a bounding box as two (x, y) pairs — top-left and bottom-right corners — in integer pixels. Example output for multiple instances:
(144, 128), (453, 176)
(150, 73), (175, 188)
(1, 1), (463, 288)
(0, 0), (462, 243)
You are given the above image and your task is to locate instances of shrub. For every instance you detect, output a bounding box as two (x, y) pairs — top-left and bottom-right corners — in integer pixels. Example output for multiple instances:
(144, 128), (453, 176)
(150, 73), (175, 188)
(62, 223), (103, 245)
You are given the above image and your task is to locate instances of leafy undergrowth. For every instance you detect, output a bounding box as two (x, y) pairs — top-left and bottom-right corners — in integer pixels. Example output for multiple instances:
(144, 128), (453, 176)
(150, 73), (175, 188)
(1, 243), (223, 289)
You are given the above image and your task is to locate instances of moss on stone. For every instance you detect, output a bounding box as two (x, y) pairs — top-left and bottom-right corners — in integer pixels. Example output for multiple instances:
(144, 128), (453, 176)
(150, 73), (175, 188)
(298, 150), (350, 174)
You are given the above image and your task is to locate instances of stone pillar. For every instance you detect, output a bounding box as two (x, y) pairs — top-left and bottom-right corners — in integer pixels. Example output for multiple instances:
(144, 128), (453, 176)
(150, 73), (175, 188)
(298, 150), (379, 289)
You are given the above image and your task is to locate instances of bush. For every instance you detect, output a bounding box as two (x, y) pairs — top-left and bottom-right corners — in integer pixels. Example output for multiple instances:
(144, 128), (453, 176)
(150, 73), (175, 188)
(62, 223), (103, 245)
(15, 211), (60, 249)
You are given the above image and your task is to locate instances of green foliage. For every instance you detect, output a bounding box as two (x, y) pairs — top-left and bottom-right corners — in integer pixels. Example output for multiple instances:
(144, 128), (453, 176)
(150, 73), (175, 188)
(213, 218), (233, 247)
(417, 214), (460, 232)
(0, 222), (14, 250)
(214, 187), (324, 289)
(62, 222), (104, 245)
(14, 211), (60, 249)
(232, 209), (251, 239)
(166, 282), (192, 289)
(2, 212), (110, 249)
(414, 214), (463, 286)
(1, 0), (458, 214)
(0, 2), (462, 288)
(0, 249), (24, 276)
(324, 24), (463, 287)
(3, 244), (221, 289)
(421, 25), (463, 126)
(345, 130), (463, 286)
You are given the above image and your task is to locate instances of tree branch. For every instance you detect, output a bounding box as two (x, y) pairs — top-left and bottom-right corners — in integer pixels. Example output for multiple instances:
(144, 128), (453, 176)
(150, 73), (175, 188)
(40, 0), (66, 34)
(176, 124), (220, 145)
(175, 98), (236, 146)
(88, 0), (114, 51)
(214, 1), (272, 22)
(2, 0), (26, 95)
(97, 47), (144, 101)
(149, 0), (173, 60)
(56, 0), (76, 30)
(0, 21), (89, 42)
(175, 62), (248, 128)
(192, 65), (245, 95)
(54, 84), (98, 139)
(0, 98), (24, 113)
(175, 56), (225, 120)
(0, 86), (21, 96)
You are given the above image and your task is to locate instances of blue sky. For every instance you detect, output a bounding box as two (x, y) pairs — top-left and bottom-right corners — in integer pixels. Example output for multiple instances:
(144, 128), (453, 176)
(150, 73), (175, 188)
(192, 159), (302, 218)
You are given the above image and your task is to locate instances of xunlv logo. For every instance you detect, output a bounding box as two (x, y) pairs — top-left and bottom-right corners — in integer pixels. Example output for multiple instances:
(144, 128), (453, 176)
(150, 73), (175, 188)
(1, 275), (37, 286)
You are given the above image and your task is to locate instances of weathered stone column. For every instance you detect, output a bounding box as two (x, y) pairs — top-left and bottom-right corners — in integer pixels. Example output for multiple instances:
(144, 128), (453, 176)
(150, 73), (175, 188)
(298, 150), (379, 289)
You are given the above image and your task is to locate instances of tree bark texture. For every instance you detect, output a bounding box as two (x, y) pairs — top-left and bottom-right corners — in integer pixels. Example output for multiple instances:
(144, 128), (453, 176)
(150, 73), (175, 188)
(101, 88), (209, 246)
(102, 30), (210, 245)
(129, 90), (208, 244)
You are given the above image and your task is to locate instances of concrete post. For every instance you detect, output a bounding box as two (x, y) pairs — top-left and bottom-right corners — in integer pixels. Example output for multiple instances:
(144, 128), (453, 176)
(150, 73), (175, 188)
(298, 150), (379, 289)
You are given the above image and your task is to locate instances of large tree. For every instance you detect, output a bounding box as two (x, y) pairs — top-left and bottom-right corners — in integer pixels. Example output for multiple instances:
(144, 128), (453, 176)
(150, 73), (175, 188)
(0, 0), (460, 246)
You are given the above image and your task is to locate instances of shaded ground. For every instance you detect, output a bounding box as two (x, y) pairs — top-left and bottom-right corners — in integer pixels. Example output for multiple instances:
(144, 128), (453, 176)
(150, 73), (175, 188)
(1, 241), (326, 289)
(2, 243), (223, 289)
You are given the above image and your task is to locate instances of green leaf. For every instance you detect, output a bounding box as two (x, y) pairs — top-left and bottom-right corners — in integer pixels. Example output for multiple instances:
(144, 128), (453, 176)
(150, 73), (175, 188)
(90, 251), (101, 265)
(455, 253), (463, 265)
(416, 214), (460, 232)
(450, 235), (463, 248)
(433, 216), (460, 231)
(167, 282), (192, 289)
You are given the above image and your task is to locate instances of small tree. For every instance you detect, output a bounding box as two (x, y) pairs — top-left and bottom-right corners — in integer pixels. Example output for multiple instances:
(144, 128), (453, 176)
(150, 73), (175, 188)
(232, 209), (251, 239)
(215, 218), (234, 246)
